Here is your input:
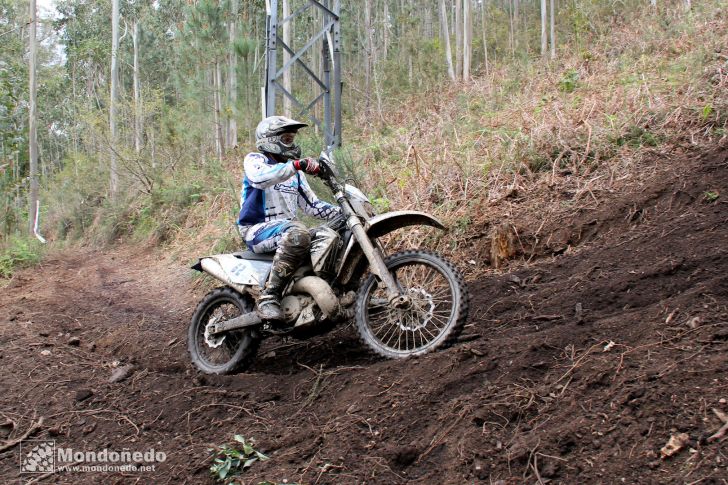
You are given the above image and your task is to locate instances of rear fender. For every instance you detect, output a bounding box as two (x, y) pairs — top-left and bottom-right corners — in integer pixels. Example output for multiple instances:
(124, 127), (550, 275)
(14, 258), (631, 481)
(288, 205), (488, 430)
(336, 210), (446, 286)
(192, 253), (272, 291)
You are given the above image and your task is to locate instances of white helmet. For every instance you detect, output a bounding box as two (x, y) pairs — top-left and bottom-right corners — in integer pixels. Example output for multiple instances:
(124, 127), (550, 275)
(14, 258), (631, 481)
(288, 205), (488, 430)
(255, 116), (308, 160)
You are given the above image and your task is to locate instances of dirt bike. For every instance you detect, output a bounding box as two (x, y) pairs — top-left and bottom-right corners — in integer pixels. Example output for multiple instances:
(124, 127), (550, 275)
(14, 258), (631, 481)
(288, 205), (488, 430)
(188, 151), (469, 374)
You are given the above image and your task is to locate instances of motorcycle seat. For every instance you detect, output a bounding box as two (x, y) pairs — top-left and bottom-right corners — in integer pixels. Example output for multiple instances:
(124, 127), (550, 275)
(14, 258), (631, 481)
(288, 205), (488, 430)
(233, 250), (275, 262)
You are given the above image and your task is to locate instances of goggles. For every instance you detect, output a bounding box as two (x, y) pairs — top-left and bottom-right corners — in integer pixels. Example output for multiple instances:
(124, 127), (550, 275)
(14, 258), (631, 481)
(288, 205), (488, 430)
(280, 132), (296, 145)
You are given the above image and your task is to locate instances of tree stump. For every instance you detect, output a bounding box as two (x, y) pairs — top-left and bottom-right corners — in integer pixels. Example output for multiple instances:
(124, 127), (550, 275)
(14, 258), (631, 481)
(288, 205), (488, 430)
(490, 223), (518, 269)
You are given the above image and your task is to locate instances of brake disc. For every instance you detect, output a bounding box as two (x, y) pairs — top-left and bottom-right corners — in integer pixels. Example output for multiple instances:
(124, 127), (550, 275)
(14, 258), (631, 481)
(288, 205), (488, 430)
(203, 316), (226, 348)
(398, 288), (435, 331)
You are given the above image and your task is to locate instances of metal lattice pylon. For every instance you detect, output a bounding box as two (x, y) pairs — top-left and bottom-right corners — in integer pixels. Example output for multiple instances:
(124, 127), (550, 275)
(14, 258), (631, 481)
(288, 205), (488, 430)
(264, 0), (342, 148)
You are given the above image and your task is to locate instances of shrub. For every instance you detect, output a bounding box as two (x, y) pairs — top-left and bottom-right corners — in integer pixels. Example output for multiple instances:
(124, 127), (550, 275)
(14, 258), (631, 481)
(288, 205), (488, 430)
(0, 236), (44, 279)
(209, 435), (269, 482)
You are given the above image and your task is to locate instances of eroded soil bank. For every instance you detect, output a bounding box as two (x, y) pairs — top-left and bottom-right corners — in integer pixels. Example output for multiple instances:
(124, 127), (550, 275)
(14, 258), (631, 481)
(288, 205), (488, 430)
(1, 146), (727, 484)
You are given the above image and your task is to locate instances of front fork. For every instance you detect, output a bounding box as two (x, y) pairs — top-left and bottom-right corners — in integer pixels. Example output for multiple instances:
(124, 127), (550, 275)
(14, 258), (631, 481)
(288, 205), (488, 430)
(338, 199), (409, 308)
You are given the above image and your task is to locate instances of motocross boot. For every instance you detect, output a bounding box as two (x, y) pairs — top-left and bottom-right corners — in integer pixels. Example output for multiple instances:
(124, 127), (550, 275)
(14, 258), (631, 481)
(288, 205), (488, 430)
(256, 267), (287, 321)
(256, 223), (311, 322)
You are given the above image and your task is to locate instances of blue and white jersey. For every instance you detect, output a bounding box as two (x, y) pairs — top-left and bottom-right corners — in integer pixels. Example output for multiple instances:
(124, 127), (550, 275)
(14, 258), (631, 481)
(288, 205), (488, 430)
(237, 152), (340, 228)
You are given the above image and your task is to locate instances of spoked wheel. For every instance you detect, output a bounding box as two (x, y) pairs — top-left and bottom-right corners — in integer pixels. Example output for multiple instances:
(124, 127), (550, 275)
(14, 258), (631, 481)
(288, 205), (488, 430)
(188, 287), (260, 375)
(355, 250), (469, 359)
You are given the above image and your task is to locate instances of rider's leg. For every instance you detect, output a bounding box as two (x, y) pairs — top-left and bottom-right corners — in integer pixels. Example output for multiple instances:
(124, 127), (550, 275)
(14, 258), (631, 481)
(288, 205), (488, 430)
(244, 221), (311, 321)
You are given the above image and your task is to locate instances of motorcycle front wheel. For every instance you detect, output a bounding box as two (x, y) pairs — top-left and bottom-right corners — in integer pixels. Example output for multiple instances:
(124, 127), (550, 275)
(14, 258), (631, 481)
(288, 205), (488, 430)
(355, 250), (469, 359)
(188, 287), (260, 375)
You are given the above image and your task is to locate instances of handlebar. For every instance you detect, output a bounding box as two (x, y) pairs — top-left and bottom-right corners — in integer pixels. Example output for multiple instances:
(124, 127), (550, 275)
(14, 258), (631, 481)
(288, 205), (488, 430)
(317, 154), (344, 194)
(315, 151), (360, 221)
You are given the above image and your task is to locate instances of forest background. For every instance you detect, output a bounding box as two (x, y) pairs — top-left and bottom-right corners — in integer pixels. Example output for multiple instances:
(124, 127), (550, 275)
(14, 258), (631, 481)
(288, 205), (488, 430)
(0, 0), (726, 277)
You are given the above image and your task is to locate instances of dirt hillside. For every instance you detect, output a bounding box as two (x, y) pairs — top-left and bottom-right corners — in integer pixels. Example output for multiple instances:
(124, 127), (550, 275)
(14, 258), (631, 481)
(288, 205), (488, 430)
(1, 145), (727, 484)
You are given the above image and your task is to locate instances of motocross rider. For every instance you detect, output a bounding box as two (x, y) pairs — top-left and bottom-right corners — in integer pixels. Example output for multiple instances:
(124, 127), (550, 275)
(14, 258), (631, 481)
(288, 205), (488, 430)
(238, 116), (341, 323)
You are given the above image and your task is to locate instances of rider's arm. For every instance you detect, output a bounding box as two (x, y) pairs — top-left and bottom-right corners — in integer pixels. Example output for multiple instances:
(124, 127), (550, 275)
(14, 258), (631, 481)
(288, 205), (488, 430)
(296, 173), (341, 221)
(243, 153), (297, 189)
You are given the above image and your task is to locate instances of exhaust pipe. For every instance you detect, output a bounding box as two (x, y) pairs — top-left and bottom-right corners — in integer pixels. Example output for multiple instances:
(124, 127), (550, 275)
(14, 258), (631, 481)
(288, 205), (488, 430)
(291, 276), (340, 318)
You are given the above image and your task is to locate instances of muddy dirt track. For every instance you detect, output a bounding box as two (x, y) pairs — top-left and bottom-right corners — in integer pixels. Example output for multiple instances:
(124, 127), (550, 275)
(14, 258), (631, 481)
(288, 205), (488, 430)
(1, 146), (727, 484)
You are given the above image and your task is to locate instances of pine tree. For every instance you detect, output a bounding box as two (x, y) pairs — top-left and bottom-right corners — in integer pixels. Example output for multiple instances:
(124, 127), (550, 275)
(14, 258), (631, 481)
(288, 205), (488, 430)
(110, 0), (120, 196)
(28, 0), (40, 236)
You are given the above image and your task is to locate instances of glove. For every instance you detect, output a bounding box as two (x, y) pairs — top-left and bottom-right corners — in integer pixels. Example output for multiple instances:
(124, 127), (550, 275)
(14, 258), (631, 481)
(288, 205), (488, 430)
(293, 157), (320, 175)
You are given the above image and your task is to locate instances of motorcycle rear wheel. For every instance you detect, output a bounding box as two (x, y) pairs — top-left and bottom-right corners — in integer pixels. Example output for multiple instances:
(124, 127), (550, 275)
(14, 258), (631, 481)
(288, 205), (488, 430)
(355, 250), (469, 359)
(188, 287), (260, 375)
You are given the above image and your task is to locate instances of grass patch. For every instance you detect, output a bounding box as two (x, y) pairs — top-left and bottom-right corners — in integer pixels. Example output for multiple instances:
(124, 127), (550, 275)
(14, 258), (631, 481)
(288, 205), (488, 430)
(0, 236), (45, 279)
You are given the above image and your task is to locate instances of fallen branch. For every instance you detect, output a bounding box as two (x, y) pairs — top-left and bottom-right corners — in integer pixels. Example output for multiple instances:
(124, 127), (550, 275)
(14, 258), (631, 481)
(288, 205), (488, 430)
(0, 416), (44, 453)
(708, 408), (728, 442)
(532, 314), (563, 321)
(554, 342), (606, 386)
(530, 450), (545, 485)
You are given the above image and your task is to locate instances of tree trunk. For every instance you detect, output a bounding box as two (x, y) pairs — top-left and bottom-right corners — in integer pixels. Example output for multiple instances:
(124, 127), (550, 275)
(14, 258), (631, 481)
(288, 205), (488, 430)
(550, 0), (556, 59)
(228, 0), (238, 147)
(132, 20), (142, 154)
(110, 0), (120, 197)
(364, 0), (373, 111)
(481, 0), (489, 76)
(439, 0), (455, 80)
(424, 6), (433, 39)
(282, 0), (291, 117)
(71, 62), (78, 152)
(513, 0), (519, 49)
(540, 0), (547, 57)
(383, 1), (389, 59)
(508, 0), (514, 56)
(455, 0), (463, 79)
(408, 56), (413, 86)
(463, 0), (472, 81)
(214, 62), (224, 163)
(150, 130), (156, 169)
(28, 0), (40, 237)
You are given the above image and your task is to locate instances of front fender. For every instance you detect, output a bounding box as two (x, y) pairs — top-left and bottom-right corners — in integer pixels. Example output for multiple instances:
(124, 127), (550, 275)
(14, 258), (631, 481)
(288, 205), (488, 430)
(336, 210), (446, 286)
(364, 210), (446, 238)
